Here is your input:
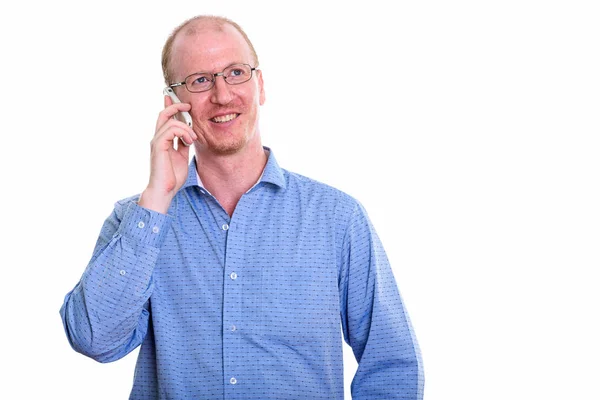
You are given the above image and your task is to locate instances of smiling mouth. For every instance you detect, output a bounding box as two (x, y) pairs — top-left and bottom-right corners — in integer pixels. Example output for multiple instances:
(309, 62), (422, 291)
(210, 113), (239, 123)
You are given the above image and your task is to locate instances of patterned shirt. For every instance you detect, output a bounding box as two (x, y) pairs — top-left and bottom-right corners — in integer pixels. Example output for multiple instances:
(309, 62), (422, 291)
(60, 148), (424, 399)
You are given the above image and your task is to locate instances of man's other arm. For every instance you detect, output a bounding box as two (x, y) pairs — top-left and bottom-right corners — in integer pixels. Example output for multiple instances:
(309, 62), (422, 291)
(339, 202), (424, 399)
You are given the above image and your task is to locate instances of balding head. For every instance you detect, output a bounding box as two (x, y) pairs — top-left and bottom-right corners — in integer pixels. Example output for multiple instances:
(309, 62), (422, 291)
(161, 15), (259, 85)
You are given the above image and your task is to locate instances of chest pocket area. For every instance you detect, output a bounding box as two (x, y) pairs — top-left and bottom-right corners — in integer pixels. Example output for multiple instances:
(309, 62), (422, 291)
(259, 264), (338, 339)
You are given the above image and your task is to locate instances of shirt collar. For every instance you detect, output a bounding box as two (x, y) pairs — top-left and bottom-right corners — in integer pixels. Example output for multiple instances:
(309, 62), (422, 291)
(181, 146), (286, 191)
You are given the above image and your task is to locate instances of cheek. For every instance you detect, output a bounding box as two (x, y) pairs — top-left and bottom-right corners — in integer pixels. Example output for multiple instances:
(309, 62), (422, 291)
(189, 101), (208, 119)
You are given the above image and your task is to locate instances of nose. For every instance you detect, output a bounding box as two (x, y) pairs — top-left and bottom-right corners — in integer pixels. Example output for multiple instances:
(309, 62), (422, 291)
(210, 75), (233, 105)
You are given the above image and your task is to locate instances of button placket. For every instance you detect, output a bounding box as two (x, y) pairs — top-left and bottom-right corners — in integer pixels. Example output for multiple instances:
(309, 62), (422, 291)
(222, 215), (243, 395)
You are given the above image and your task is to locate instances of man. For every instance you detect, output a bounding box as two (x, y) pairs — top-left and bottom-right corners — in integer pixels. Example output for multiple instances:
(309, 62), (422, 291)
(60, 15), (424, 399)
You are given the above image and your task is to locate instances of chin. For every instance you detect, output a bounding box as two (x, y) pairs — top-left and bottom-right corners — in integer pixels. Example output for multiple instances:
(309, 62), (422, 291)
(205, 137), (249, 156)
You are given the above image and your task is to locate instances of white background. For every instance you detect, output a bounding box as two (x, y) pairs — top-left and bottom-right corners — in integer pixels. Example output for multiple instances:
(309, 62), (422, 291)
(1, 0), (598, 399)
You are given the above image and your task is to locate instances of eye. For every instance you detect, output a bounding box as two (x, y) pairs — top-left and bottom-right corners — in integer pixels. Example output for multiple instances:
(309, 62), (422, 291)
(186, 73), (214, 91)
(224, 65), (252, 83)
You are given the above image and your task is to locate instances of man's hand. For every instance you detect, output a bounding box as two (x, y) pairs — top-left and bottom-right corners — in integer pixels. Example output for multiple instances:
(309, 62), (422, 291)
(138, 96), (198, 214)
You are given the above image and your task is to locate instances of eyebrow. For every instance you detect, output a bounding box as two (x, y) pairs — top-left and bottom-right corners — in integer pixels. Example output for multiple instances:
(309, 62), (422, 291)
(186, 62), (249, 75)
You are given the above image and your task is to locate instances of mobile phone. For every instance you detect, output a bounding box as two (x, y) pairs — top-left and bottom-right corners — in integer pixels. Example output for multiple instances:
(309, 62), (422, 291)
(163, 87), (193, 128)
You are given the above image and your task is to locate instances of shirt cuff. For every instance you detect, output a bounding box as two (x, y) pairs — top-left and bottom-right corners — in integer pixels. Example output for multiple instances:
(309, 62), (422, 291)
(116, 201), (172, 248)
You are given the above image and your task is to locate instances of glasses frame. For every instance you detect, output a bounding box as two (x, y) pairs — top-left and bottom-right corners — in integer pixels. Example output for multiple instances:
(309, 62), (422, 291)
(168, 63), (258, 93)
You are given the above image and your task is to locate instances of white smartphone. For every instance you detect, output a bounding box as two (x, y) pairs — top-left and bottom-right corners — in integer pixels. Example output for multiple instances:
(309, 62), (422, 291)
(163, 87), (193, 128)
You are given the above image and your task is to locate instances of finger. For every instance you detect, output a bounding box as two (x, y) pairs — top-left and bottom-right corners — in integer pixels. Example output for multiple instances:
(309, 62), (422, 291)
(155, 102), (192, 131)
(164, 94), (173, 108)
(176, 135), (191, 158)
(153, 125), (197, 151)
(155, 118), (197, 143)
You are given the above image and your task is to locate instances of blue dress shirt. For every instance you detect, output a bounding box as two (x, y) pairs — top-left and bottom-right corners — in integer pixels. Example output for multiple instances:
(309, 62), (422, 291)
(60, 148), (423, 399)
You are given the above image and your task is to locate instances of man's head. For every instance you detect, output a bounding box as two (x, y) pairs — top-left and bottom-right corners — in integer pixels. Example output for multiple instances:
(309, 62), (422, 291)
(162, 16), (259, 86)
(162, 16), (265, 156)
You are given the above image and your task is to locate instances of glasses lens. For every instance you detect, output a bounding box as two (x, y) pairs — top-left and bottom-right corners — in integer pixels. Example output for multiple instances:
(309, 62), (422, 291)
(223, 64), (252, 85)
(186, 73), (213, 92)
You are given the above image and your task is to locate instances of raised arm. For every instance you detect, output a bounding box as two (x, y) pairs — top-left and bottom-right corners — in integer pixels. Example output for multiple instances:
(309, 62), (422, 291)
(60, 95), (195, 362)
(59, 200), (172, 362)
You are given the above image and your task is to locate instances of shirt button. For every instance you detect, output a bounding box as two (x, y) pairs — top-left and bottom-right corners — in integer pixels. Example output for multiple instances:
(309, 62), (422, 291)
(231, 325), (237, 332)
(230, 272), (238, 280)
(222, 223), (229, 231)
(137, 221), (145, 229)
(119, 270), (126, 276)
(230, 377), (237, 385)
(152, 226), (160, 234)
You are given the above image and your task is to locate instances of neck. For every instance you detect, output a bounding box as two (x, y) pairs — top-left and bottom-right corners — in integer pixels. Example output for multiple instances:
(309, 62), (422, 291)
(195, 142), (268, 216)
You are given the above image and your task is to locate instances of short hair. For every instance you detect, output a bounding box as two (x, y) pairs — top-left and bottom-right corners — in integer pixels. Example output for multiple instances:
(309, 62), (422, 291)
(161, 15), (259, 85)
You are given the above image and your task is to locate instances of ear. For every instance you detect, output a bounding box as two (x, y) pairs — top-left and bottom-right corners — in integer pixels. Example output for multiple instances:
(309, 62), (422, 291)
(257, 69), (266, 105)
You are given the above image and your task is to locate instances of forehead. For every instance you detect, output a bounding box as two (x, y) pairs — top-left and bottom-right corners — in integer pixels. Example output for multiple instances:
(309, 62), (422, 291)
(170, 22), (253, 78)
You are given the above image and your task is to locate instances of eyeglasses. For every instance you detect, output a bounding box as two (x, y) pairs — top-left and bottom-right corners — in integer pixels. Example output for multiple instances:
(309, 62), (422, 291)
(168, 63), (258, 93)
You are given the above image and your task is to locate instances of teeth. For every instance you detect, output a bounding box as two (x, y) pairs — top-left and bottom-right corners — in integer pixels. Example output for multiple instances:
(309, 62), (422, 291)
(211, 113), (238, 123)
